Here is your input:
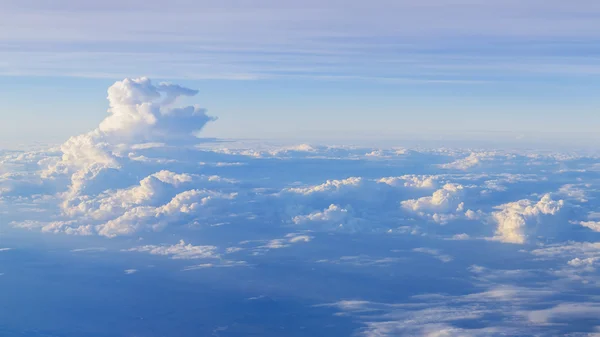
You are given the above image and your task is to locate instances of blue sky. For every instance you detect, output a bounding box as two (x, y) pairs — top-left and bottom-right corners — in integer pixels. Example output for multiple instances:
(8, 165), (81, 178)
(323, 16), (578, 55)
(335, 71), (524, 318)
(4, 8), (600, 332)
(1, 0), (600, 146)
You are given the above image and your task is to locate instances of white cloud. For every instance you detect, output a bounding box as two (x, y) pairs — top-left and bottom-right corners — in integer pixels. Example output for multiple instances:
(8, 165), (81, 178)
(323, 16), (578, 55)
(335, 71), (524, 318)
(413, 247), (454, 263)
(284, 177), (363, 195)
(96, 189), (236, 237)
(62, 170), (229, 219)
(449, 233), (470, 240)
(402, 184), (465, 213)
(43, 77), (216, 211)
(580, 221), (600, 232)
(526, 303), (600, 325)
(568, 257), (599, 268)
(182, 260), (248, 271)
(531, 242), (600, 259)
(124, 269), (138, 275)
(439, 152), (498, 170)
(491, 194), (564, 244)
(70, 247), (107, 253)
(255, 233), (313, 251)
(292, 204), (360, 231)
(400, 183), (478, 224)
(378, 175), (438, 189)
(288, 235), (312, 243)
(124, 240), (219, 260)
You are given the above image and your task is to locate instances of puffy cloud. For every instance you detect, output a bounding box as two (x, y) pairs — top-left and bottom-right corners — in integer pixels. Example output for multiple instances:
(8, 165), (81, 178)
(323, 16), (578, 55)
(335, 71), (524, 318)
(491, 194), (564, 244)
(284, 177), (363, 195)
(439, 152), (498, 170)
(580, 221), (600, 232)
(44, 77), (216, 206)
(400, 183), (479, 224)
(378, 175), (438, 189)
(567, 257), (599, 268)
(449, 233), (470, 240)
(292, 204), (360, 231)
(402, 184), (465, 213)
(96, 189), (237, 237)
(62, 170), (231, 219)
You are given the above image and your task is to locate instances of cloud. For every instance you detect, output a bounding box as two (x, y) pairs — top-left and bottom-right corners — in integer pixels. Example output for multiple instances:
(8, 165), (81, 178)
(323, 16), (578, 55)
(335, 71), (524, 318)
(70, 247), (107, 253)
(124, 240), (219, 260)
(292, 204), (361, 231)
(526, 303), (600, 325)
(258, 233), (313, 250)
(95, 189), (236, 237)
(491, 194), (564, 244)
(316, 255), (404, 267)
(580, 221), (600, 232)
(531, 242), (600, 260)
(402, 183), (465, 213)
(439, 152), (499, 170)
(378, 175), (438, 189)
(284, 177), (363, 196)
(0, 248), (12, 252)
(182, 260), (249, 271)
(413, 247), (454, 263)
(124, 269), (138, 275)
(44, 77), (216, 205)
(62, 170), (231, 219)
(11, 220), (94, 236)
(449, 233), (470, 240)
(400, 183), (480, 224)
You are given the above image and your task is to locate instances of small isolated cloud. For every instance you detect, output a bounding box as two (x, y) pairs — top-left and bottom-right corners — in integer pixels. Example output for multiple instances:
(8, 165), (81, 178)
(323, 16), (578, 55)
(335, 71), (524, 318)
(182, 260), (248, 271)
(292, 204), (360, 231)
(0, 248), (12, 252)
(402, 183), (464, 213)
(124, 240), (219, 260)
(449, 233), (471, 240)
(124, 269), (138, 275)
(255, 233), (313, 251)
(317, 255), (403, 267)
(413, 247), (453, 263)
(580, 221), (600, 232)
(70, 247), (107, 253)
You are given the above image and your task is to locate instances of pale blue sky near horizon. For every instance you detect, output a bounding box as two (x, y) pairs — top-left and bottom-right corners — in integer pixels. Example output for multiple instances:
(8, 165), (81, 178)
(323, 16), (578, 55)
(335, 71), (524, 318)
(1, 0), (600, 147)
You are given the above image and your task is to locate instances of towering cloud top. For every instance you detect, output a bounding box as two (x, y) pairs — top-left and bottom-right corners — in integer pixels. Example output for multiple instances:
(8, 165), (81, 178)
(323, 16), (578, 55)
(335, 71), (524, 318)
(100, 77), (213, 140)
(55, 78), (215, 171)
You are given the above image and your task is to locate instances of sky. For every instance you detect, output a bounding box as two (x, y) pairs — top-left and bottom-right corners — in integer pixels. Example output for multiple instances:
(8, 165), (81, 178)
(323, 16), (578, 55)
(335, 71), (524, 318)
(1, 0), (600, 147)
(3, 79), (600, 335)
(2, 7), (600, 333)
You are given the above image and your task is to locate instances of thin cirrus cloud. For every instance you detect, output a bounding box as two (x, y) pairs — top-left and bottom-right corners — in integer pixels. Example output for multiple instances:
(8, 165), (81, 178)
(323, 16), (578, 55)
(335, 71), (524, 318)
(1, 1), (600, 80)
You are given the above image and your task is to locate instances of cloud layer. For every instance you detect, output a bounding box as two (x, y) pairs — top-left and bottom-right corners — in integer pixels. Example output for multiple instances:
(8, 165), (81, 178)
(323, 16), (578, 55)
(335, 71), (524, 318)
(4, 78), (600, 336)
